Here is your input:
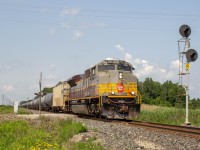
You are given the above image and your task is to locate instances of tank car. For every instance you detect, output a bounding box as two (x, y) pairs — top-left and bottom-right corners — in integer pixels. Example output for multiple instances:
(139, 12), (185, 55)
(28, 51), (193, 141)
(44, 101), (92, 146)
(21, 93), (53, 111)
(42, 93), (53, 111)
(66, 59), (141, 119)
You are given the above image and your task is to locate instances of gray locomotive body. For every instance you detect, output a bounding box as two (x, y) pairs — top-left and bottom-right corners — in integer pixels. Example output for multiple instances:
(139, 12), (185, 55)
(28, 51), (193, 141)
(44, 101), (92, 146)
(66, 59), (141, 119)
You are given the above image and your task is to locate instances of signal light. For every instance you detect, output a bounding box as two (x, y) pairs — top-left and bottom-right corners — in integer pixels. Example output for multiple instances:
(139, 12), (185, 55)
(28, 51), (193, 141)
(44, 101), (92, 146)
(186, 49), (198, 62)
(179, 24), (191, 38)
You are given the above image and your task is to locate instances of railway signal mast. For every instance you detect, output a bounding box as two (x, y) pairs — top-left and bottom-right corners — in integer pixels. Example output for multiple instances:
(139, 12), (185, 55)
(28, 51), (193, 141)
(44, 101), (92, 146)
(178, 25), (198, 125)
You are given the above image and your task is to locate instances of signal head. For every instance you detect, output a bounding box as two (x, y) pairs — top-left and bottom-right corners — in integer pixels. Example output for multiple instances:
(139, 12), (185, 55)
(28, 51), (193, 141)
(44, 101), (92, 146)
(179, 24), (191, 37)
(186, 49), (198, 62)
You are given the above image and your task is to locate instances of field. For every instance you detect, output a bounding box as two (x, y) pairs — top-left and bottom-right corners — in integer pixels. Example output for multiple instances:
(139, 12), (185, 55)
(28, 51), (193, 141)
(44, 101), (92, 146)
(0, 105), (104, 150)
(137, 104), (200, 126)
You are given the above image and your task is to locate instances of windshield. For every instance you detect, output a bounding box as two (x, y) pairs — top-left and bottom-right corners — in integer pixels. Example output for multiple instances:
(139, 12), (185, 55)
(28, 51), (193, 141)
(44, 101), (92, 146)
(98, 65), (115, 71)
(117, 64), (132, 71)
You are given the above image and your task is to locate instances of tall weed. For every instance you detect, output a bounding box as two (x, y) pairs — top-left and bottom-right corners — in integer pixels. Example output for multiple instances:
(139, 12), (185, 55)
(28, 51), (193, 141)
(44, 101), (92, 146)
(137, 104), (200, 126)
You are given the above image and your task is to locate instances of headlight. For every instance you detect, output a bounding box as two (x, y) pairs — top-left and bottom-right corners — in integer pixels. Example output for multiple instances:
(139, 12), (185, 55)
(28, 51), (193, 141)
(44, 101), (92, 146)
(119, 72), (123, 79)
(111, 91), (115, 95)
(131, 91), (135, 95)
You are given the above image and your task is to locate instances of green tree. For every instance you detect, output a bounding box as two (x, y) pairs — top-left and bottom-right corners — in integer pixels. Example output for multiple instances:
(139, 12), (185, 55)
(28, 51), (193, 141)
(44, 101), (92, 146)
(42, 87), (53, 94)
(139, 77), (161, 104)
(139, 78), (186, 107)
(161, 81), (178, 106)
(190, 98), (200, 109)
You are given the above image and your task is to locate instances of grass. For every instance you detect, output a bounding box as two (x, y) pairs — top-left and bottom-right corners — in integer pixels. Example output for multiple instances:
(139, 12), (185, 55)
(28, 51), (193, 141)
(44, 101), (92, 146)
(17, 108), (33, 114)
(0, 116), (90, 150)
(0, 105), (104, 150)
(0, 105), (15, 114)
(137, 104), (200, 126)
(0, 105), (32, 114)
(68, 137), (104, 150)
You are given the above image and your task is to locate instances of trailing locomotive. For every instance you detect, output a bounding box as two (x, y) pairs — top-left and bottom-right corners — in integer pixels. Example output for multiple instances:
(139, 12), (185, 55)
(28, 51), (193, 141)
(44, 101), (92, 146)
(21, 59), (141, 119)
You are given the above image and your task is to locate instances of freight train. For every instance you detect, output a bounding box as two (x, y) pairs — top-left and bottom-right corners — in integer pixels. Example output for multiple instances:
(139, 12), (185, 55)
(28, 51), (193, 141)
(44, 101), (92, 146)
(21, 59), (142, 119)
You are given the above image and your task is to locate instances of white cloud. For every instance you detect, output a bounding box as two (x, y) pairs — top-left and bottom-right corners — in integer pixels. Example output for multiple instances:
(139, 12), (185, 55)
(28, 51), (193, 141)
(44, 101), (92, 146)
(114, 44), (178, 83)
(124, 53), (132, 62)
(159, 68), (166, 73)
(170, 60), (179, 69)
(60, 8), (79, 16)
(133, 59), (155, 78)
(72, 31), (82, 40)
(115, 44), (125, 52)
(3, 85), (15, 92)
(133, 59), (178, 83)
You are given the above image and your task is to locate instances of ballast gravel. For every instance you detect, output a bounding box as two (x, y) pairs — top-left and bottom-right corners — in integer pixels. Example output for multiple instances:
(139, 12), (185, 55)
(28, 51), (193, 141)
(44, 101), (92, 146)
(71, 117), (200, 150)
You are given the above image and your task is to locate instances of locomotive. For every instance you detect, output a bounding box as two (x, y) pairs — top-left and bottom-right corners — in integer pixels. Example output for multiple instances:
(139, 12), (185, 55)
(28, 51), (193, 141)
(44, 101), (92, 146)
(21, 59), (141, 119)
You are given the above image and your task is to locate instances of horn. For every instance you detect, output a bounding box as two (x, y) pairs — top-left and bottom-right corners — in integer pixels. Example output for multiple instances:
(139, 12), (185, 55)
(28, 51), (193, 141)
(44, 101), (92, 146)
(179, 24), (191, 37)
(186, 49), (198, 62)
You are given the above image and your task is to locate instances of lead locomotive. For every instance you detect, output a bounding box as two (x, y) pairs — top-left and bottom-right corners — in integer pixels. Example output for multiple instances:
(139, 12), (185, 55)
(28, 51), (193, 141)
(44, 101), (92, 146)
(66, 59), (141, 119)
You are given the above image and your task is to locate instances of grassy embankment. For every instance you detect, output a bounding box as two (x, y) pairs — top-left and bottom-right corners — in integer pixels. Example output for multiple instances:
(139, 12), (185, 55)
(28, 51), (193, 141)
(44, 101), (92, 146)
(0, 105), (104, 150)
(137, 104), (200, 126)
(1, 104), (199, 149)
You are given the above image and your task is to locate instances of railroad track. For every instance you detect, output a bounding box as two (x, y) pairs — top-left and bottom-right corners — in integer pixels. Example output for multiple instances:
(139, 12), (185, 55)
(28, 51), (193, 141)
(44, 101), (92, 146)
(122, 120), (200, 138)
(26, 110), (200, 139)
(77, 115), (200, 139)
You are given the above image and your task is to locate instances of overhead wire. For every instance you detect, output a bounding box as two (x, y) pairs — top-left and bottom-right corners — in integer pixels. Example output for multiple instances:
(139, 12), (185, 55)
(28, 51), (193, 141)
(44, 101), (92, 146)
(0, 1), (200, 18)
(0, 2), (200, 31)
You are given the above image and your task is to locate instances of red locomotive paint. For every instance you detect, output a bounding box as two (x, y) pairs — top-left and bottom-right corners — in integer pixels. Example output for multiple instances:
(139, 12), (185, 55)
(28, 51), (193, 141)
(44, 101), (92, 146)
(117, 83), (124, 93)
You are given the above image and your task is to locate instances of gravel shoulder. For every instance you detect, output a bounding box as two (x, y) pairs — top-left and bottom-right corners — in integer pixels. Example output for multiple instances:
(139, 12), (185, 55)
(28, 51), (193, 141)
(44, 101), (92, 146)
(72, 117), (200, 150)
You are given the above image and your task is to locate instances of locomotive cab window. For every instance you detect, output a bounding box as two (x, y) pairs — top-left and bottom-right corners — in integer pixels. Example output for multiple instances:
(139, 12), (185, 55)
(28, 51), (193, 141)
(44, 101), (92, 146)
(91, 67), (96, 80)
(117, 64), (132, 72)
(98, 65), (115, 71)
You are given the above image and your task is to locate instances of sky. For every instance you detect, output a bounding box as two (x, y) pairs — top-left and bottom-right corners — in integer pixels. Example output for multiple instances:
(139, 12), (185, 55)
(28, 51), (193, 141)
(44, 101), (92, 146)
(0, 0), (200, 103)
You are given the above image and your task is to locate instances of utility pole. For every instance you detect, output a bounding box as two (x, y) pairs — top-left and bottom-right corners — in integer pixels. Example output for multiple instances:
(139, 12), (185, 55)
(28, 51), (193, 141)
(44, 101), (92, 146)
(27, 97), (29, 110)
(39, 72), (42, 118)
(2, 94), (4, 105)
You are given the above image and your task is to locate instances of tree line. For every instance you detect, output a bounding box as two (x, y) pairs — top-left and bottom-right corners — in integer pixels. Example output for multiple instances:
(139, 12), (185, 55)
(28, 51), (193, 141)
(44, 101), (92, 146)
(138, 77), (200, 109)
